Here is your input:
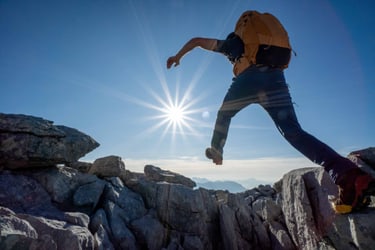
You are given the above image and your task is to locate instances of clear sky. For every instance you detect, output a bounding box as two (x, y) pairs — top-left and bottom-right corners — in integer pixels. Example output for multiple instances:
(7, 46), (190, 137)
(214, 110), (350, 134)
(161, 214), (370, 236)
(1, 0), (374, 183)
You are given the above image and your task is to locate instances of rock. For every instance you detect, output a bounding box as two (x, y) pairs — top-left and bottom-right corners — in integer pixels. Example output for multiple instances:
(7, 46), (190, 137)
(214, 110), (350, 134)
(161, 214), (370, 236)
(0, 117), (375, 250)
(327, 212), (375, 249)
(90, 209), (115, 249)
(280, 167), (337, 249)
(0, 113), (99, 169)
(2, 161), (375, 250)
(73, 179), (106, 212)
(31, 166), (101, 211)
(348, 147), (375, 177)
(219, 203), (243, 250)
(219, 193), (271, 250)
(63, 212), (90, 228)
(130, 210), (167, 250)
(155, 184), (207, 234)
(0, 113), (64, 136)
(182, 234), (205, 250)
(104, 201), (137, 249)
(89, 155), (126, 178)
(0, 171), (64, 219)
(0, 207), (38, 246)
(0, 205), (92, 250)
(18, 214), (95, 250)
(90, 209), (111, 236)
(99, 175), (148, 248)
(29, 234), (57, 250)
(252, 197), (282, 222)
(103, 180), (147, 223)
(126, 178), (220, 249)
(123, 177), (159, 209)
(268, 221), (296, 250)
(94, 225), (115, 250)
(350, 147), (375, 167)
(144, 164), (196, 188)
(67, 161), (93, 173)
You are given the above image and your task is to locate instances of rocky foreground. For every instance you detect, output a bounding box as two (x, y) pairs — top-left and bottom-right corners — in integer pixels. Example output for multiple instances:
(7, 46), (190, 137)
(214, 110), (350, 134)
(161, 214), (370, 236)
(1, 113), (375, 250)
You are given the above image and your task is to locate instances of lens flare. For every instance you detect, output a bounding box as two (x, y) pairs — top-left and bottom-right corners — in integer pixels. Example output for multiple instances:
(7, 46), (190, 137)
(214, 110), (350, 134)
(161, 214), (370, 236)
(144, 81), (204, 140)
(165, 104), (186, 125)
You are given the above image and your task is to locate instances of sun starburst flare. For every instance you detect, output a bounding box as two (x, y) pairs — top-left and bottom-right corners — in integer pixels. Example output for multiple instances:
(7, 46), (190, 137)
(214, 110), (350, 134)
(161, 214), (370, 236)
(142, 81), (208, 141)
(164, 103), (187, 125)
(124, 7), (215, 144)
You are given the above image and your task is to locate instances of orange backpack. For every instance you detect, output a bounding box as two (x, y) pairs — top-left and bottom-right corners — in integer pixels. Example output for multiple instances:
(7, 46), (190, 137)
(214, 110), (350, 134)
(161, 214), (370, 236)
(233, 11), (292, 75)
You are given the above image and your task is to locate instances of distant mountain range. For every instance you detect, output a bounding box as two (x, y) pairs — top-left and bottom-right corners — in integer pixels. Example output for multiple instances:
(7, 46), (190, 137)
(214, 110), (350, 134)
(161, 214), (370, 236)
(192, 177), (270, 193)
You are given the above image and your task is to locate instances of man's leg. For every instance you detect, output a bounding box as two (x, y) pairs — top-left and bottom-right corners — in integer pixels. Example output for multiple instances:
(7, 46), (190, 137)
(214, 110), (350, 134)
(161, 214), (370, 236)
(208, 97), (252, 164)
(210, 100), (241, 153)
(208, 75), (258, 164)
(262, 84), (357, 182)
(262, 83), (375, 213)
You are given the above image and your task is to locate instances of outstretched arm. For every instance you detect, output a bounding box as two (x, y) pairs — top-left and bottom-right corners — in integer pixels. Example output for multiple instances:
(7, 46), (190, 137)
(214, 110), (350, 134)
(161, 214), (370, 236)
(167, 37), (218, 69)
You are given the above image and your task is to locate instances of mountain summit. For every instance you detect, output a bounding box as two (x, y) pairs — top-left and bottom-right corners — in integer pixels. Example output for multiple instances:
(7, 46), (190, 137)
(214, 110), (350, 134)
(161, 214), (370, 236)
(1, 113), (374, 250)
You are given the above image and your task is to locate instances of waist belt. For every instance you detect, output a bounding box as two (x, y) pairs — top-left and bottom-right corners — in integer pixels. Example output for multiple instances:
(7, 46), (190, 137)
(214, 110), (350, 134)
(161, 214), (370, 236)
(233, 58), (282, 76)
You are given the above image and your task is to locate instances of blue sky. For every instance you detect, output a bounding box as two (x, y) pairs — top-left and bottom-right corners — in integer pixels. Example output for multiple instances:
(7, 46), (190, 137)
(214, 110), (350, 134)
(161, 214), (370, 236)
(1, 0), (374, 183)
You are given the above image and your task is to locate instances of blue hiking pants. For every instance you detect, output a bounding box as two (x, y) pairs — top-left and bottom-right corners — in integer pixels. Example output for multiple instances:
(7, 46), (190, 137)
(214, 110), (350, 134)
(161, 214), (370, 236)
(211, 65), (357, 183)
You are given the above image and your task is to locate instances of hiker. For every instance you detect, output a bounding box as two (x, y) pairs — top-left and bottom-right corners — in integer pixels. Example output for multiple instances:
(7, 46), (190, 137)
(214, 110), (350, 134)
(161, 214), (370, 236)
(166, 10), (374, 213)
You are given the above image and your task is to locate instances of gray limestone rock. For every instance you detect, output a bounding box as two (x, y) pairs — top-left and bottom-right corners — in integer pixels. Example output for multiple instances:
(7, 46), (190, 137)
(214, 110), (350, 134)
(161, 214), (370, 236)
(1, 125), (375, 250)
(89, 155), (126, 178)
(281, 167), (337, 249)
(0, 113), (99, 169)
(144, 164), (196, 188)
(18, 214), (95, 250)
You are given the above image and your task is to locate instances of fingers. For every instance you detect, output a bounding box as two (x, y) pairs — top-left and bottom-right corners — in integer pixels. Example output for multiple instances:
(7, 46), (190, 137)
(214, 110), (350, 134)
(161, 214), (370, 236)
(166, 56), (179, 69)
(167, 58), (174, 69)
(166, 58), (174, 69)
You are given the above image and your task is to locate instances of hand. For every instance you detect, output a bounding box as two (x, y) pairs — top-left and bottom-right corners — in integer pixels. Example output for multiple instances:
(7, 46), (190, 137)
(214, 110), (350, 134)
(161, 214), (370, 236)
(166, 55), (180, 69)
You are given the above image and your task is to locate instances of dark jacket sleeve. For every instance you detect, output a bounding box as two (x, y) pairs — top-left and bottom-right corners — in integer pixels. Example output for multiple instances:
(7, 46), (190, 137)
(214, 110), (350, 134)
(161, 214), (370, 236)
(214, 33), (244, 63)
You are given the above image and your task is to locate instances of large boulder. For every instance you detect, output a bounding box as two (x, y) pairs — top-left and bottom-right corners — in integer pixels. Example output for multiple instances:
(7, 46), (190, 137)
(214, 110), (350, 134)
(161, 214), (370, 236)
(89, 155), (126, 178)
(278, 167), (337, 249)
(0, 113), (99, 169)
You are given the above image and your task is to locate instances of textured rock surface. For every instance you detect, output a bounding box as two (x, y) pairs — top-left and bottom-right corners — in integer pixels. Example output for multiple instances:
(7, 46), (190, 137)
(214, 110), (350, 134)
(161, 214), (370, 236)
(89, 155), (126, 178)
(1, 114), (375, 250)
(144, 164), (196, 188)
(0, 113), (99, 169)
(1, 160), (374, 250)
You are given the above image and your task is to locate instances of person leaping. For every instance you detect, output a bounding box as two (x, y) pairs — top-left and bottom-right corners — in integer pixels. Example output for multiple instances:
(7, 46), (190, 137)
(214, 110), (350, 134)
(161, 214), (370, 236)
(167, 10), (375, 214)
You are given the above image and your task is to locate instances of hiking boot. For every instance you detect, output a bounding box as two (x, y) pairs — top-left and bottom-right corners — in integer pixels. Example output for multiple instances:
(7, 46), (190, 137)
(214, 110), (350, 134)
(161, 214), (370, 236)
(333, 168), (375, 214)
(205, 147), (223, 165)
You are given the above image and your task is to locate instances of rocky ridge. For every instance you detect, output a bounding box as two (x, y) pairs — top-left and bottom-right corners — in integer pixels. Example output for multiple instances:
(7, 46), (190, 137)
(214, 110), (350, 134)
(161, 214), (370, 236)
(1, 113), (375, 250)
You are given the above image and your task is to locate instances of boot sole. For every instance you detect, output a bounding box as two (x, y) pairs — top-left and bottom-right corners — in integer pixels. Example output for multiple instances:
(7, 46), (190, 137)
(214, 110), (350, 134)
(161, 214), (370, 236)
(205, 148), (223, 165)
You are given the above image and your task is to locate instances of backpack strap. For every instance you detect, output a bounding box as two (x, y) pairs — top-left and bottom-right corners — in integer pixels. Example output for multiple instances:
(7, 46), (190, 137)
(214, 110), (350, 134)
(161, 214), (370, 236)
(234, 11), (260, 65)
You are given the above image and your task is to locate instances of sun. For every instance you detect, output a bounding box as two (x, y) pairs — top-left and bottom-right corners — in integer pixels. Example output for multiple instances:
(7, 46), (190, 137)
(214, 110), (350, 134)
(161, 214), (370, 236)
(152, 85), (196, 137)
(133, 79), (206, 141)
(164, 103), (186, 125)
(122, 4), (213, 144)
